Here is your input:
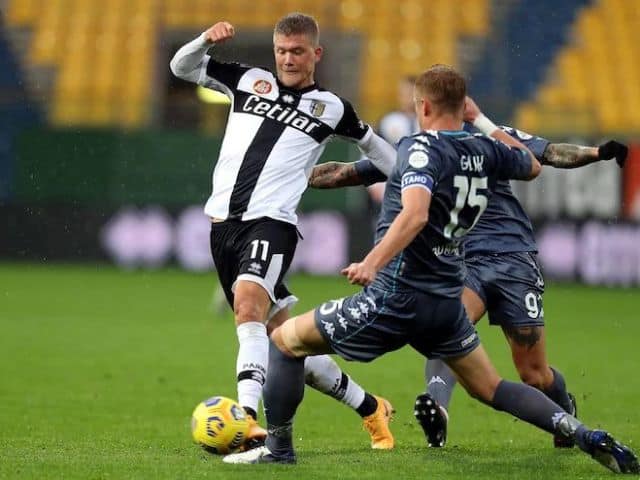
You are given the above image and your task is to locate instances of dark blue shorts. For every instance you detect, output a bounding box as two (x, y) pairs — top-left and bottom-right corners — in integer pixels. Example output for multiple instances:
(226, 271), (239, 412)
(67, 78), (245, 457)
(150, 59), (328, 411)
(314, 286), (480, 362)
(464, 252), (545, 328)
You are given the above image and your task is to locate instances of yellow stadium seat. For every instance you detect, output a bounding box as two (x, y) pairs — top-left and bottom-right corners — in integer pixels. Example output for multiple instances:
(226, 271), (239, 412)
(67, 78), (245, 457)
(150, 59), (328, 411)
(16, 0), (494, 129)
(6, 0), (43, 26)
(458, 0), (489, 36)
(514, 103), (540, 133)
(515, 0), (640, 134)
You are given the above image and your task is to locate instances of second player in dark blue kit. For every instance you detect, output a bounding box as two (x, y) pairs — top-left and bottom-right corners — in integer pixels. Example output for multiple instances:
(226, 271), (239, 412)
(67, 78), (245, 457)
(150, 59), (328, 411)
(309, 96), (629, 450)
(223, 65), (638, 474)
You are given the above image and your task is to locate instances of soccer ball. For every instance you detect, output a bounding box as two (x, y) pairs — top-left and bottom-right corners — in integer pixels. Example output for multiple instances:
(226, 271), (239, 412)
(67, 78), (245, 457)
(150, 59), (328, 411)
(191, 396), (250, 454)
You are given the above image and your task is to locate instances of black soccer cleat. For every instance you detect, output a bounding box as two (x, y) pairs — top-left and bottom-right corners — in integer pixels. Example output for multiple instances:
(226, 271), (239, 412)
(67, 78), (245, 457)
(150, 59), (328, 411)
(554, 392), (578, 448)
(584, 430), (640, 474)
(414, 392), (448, 448)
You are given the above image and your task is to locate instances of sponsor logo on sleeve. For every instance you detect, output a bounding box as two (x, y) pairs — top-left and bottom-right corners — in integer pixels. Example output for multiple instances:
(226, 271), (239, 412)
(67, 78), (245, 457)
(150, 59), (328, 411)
(401, 172), (433, 191)
(408, 150), (429, 168)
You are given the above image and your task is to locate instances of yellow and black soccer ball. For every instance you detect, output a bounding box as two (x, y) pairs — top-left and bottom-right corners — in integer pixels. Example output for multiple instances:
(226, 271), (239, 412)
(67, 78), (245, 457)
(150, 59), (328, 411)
(191, 396), (250, 454)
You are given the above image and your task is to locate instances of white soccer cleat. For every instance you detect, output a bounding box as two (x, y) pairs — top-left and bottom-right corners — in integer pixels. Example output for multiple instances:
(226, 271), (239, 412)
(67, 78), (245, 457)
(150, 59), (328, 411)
(223, 446), (271, 464)
(222, 445), (296, 464)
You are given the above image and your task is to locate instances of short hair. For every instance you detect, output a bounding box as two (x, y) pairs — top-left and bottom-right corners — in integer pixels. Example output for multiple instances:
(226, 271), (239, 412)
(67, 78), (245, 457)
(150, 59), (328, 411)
(273, 13), (319, 45)
(415, 64), (466, 114)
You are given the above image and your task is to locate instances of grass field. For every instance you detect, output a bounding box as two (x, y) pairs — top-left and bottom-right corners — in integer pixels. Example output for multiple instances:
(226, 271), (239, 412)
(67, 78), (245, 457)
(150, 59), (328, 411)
(1, 263), (638, 479)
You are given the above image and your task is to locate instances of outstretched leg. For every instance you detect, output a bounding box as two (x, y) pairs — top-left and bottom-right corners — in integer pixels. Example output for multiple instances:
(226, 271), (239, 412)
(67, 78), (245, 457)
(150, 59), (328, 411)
(444, 345), (639, 474)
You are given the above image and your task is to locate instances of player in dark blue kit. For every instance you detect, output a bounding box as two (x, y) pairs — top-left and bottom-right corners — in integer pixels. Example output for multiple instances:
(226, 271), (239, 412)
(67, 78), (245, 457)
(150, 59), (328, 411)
(416, 97), (618, 450)
(223, 65), (639, 474)
(309, 97), (630, 450)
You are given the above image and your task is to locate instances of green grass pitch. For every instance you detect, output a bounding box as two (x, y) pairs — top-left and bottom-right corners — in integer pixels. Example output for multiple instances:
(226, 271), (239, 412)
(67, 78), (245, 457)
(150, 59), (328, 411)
(1, 264), (638, 479)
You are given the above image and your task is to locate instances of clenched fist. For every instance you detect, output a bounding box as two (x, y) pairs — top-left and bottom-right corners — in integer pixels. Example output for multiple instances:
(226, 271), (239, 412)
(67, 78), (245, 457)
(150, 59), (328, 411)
(204, 21), (235, 44)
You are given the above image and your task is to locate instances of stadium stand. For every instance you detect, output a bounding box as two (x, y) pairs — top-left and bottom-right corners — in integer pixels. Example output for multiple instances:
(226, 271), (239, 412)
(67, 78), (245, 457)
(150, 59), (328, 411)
(0, 26), (41, 200)
(4, 0), (489, 127)
(514, 0), (640, 135)
(468, 0), (588, 124)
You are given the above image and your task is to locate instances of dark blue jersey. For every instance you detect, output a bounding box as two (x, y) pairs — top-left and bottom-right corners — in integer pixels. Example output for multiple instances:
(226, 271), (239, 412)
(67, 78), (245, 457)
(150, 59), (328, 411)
(373, 130), (532, 298)
(462, 124), (550, 256)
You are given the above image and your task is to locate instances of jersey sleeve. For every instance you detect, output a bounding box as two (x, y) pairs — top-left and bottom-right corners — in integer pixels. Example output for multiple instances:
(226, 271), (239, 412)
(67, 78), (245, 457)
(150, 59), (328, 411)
(463, 122), (550, 160)
(354, 159), (388, 186)
(334, 99), (370, 141)
(490, 139), (533, 180)
(397, 137), (442, 194)
(498, 125), (550, 159)
(202, 58), (252, 95)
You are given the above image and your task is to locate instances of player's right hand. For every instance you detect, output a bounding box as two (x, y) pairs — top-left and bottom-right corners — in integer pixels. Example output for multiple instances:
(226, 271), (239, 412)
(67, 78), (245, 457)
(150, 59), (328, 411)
(463, 96), (482, 123)
(204, 22), (235, 44)
(341, 262), (376, 286)
(598, 140), (628, 168)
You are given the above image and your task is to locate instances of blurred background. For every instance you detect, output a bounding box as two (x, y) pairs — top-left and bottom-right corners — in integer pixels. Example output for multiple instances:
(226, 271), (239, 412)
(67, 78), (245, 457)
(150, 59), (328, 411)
(2, 0), (640, 286)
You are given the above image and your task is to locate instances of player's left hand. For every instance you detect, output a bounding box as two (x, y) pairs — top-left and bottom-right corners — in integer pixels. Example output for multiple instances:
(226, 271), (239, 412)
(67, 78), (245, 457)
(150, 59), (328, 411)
(341, 262), (377, 286)
(598, 140), (628, 168)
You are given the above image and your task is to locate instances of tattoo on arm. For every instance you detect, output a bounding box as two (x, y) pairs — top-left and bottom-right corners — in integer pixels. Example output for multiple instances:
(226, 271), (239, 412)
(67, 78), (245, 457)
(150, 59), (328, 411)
(308, 162), (362, 189)
(504, 326), (542, 349)
(541, 143), (599, 169)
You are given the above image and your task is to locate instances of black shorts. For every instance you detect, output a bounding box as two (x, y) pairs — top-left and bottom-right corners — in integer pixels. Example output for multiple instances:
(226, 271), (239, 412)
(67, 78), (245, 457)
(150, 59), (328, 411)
(314, 285), (480, 362)
(464, 252), (545, 328)
(210, 217), (298, 315)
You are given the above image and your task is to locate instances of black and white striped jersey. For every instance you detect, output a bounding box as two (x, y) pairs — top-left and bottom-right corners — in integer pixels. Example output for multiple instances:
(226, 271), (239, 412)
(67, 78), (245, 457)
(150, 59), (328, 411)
(170, 34), (395, 225)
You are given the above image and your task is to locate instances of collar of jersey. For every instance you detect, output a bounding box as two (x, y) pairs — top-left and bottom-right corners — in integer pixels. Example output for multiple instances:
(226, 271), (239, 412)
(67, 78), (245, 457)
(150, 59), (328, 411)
(439, 130), (468, 136)
(276, 78), (318, 95)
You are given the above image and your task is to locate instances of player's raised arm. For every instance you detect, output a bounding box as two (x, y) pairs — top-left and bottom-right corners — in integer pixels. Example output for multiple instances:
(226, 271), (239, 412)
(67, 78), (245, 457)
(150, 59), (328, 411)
(169, 22), (235, 82)
(542, 140), (628, 168)
(463, 96), (541, 180)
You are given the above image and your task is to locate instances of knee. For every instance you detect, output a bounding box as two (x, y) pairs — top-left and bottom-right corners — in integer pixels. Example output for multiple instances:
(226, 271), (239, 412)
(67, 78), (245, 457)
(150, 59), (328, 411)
(234, 296), (268, 324)
(516, 364), (552, 390)
(270, 326), (297, 358)
(463, 375), (502, 405)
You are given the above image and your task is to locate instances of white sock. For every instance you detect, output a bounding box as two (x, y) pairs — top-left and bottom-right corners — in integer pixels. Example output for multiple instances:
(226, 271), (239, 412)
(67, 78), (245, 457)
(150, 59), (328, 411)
(236, 321), (268, 416)
(304, 355), (365, 410)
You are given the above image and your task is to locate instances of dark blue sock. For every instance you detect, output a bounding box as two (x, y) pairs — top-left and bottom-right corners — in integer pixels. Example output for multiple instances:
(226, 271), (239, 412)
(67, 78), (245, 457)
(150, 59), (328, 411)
(491, 379), (579, 435)
(542, 367), (573, 413)
(263, 342), (305, 458)
(425, 359), (457, 410)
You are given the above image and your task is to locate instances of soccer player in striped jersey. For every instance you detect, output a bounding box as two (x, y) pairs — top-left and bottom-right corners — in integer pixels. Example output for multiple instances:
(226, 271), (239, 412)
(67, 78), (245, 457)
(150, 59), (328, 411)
(170, 13), (397, 449)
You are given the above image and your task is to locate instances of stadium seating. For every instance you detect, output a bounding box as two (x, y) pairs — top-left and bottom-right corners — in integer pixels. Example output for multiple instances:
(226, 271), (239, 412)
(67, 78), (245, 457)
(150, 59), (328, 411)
(4, 0), (490, 127)
(514, 0), (640, 135)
